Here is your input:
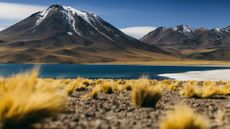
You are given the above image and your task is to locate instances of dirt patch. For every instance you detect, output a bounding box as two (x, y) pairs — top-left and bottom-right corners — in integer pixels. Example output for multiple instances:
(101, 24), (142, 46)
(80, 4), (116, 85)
(38, 88), (230, 129)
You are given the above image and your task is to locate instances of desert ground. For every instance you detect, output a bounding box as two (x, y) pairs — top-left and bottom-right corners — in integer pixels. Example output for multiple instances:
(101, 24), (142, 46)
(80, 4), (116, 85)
(1, 69), (230, 129)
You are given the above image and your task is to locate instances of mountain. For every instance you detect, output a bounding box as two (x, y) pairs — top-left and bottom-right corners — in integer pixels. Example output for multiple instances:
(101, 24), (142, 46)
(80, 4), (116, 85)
(120, 26), (156, 39)
(0, 5), (172, 63)
(141, 25), (230, 60)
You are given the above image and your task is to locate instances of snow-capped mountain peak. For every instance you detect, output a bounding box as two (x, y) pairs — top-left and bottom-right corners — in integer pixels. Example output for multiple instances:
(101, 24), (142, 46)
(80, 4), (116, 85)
(34, 5), (114, 40)
(62, 6), (93, 24)
(35, 5), (97, 35)
(36, 5), (96, 25)
(36, 5), (98, 28)
(172, 25), (194, 33)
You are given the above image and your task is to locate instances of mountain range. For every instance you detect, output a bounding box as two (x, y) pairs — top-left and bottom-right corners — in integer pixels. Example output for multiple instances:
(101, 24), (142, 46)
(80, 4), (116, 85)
(0, 5), (173, 63)
(0, 5), (229, 63)
(141, 25), (230, 60)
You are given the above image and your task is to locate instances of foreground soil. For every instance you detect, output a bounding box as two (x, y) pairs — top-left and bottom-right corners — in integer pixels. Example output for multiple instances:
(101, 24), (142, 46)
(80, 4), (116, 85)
(38, 84), (230, 129)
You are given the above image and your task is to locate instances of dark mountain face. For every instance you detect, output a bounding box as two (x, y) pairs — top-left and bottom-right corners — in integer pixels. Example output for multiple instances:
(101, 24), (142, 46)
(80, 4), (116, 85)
(141, 25), (198, 48)
(141, 25), (230, 60)
(141, 25), (230, 48)
(0, 5), (170, 63)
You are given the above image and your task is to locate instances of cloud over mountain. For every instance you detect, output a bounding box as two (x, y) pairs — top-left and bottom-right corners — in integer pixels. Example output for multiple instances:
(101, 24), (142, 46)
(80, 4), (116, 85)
(0, 2), (46, 20)
(120, 26), (156, 39)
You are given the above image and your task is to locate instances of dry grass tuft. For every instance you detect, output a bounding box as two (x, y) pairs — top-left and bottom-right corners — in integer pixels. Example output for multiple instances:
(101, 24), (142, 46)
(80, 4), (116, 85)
(131, 79), (162, 108)
(82, 80), (114, 99)
(0, 69), (66, 128)
(160, 80), (180, 91)
(181, 82), (221, 98)
(181, 84), (199, 98)
(100, 81), (114, 94)
(160, 105), (209, 129)
(82, 85), (101, 99)
(216, 108), (225, 125)
(65, 78), (92, 95)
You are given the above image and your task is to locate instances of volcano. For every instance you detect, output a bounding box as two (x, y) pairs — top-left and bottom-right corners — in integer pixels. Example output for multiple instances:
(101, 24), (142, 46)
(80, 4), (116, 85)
(0, 5), (171, 63)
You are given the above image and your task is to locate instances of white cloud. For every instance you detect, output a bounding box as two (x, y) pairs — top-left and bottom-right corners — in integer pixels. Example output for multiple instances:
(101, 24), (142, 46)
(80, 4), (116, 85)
(120, 26), (156, 39)
(0, 24), (9, 31)
(0, 27), (4, 31)
(0, 2), (47, 20)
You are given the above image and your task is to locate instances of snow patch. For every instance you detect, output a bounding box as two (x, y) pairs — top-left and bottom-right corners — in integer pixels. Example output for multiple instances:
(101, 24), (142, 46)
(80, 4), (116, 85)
(67, 32), (73, 35)
(173, 25), (194, 34)
(172, 27), (177, 31)
(214, 28), (222, 33)
(63, 6), (113, 41)
(223, 26), (230, 33)
(36, 7), (53, 25)
(61, 7), (81, 35)
(63, 6), (91, 25)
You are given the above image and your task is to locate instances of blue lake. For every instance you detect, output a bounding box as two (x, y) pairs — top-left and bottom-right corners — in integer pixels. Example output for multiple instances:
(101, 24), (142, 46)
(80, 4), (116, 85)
(0, 64), (229, 79)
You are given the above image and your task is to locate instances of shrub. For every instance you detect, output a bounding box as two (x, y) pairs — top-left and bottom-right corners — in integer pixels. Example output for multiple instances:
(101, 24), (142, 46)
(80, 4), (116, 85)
(131, 79), (162, 108)
(65, 78), (90, 95)
(81, 84), (101, 99)
(160, 80), (180, 91)
(82, 80), (115, 99)
(181, 84), (199, 98)
(160, 105), (209, 129)
(100, 80), (113, 94)
(0, 69), (66, 128)
(181, 83), (221, 98)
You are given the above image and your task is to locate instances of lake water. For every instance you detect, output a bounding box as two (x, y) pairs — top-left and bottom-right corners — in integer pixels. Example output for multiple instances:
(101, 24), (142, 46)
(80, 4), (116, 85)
(0, 64), (229, 79)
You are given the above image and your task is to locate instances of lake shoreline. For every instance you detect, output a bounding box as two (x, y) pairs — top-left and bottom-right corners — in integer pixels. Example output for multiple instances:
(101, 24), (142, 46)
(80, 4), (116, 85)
(0, 64), (230, 79)
(2, 60), (230, 67)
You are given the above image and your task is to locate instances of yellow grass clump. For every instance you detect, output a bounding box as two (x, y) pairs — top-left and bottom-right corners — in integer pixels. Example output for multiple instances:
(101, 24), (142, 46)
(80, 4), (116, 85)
(131, 79), (162, 108)
(160, 80), (181, 91)
(82, 80), (114, 99)
(160, 105), (209, 129)
(180, 81), (230, 98)
(100, 80), (114, 93)
(65, 77), (92, 95)
(181, 84), (199, 98)
(0, 69), (66, 128)
(112, 79), (133, 91)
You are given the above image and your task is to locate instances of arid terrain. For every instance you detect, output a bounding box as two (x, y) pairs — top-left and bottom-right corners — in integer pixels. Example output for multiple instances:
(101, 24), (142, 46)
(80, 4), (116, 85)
(1, 70), (230, 129)
(39, 84), (230, 129)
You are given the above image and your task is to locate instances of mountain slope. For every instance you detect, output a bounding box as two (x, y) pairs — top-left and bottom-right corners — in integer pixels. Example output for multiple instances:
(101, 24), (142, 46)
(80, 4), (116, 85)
(0, 5), (173, 63)
(141, 25), (230, 60)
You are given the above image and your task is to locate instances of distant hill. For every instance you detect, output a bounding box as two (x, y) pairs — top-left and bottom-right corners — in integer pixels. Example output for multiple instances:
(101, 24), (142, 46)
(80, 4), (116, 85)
(0, 5), (172, 63)
(141, 25), (230, 61)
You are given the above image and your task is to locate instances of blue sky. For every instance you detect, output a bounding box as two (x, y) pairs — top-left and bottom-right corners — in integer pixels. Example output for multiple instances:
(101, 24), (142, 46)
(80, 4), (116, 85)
(0, 0), (230, 30)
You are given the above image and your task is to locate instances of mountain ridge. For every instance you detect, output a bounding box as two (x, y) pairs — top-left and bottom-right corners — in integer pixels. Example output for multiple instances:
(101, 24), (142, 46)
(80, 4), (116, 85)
(0, 4), (174, 63)
(141, 24), (230, 60)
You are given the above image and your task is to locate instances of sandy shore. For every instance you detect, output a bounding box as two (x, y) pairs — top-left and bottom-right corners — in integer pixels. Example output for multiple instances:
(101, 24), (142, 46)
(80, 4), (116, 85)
(159, 69), (230, 81)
